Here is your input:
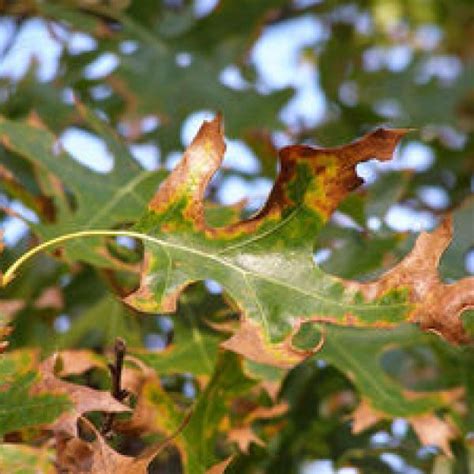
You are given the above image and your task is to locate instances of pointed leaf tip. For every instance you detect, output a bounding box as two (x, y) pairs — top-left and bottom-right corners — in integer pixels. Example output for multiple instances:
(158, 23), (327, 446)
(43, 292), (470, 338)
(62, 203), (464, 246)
(148, 114), (225, 217)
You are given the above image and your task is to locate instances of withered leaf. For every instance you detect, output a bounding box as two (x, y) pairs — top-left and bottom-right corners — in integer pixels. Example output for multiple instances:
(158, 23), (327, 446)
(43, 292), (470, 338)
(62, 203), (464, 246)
(56, 417), (177, 474)
(33, 354), (129, 436)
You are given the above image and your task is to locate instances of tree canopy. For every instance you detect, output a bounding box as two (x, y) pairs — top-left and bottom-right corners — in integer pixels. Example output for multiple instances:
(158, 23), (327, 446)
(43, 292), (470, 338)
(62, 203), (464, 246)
(0, 1), (473, 473)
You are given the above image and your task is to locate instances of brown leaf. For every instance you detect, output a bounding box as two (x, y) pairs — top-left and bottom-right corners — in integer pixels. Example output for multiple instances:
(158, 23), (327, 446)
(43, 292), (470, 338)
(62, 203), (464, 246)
(57, 412), (188, 473)
(227, 401), (288, 453)
(345, 217), (474, 343)
(228, 427), (264, 453)
(410, 414), (458, 457)
(56, 427), (141, 474)
(0, 299), (25, 317)
(33, 286), (64, 310)
(352, 388), (463, 455)
(206, 457), (234, 474)
(33, 354), (129, 436)
(55, 350), (106, 377)
(244, 402), (288, 424)
(352, 399), (384, 434)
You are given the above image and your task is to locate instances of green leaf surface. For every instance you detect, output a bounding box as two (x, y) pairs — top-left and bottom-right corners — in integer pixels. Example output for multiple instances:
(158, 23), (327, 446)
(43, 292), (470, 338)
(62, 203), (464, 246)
(318, 324), (463, 418)
(0, 352), (72, 436)
(0, 106), (166, 267)
(0, 444), (55, 474)
(135, 352), (254, 473)
(132, 287), (227, 376)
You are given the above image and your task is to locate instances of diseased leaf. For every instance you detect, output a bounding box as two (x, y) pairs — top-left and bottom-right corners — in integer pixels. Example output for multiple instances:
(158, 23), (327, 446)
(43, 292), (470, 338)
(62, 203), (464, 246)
(410, 414), (458, 457)
(1, 1), (474, 471)
(344, 217), (474, 343)
(56, 417), (178, 474)
(124, 116), (473, 370)
(228, 402), (288, 454)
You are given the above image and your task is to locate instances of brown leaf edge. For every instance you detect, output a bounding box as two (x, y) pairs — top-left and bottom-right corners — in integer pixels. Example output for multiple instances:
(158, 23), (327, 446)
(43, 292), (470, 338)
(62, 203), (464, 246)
(344, 216), (474, 344)
(33, 354), (130, 436)
(56, 411), (191, 473)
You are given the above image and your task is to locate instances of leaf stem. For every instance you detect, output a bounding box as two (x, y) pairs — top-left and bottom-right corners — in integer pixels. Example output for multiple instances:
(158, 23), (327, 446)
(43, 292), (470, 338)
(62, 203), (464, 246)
(1, 229), (151, 287)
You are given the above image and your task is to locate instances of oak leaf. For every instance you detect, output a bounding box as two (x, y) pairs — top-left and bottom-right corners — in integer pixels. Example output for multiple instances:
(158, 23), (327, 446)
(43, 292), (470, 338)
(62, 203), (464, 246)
(56, 417), (178, 474)
(124, 115), (473, 369)
(33, 353), (129, 436)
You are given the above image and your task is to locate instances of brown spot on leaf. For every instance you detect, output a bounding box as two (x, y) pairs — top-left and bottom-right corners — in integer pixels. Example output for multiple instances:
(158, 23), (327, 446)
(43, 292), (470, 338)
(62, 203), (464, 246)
(149, 114), (225, 222)
(228, 427), (264, 453)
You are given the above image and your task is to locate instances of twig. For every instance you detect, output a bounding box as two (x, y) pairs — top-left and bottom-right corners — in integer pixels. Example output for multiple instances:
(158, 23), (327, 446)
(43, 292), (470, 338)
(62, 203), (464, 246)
(101, 337), (129, 436)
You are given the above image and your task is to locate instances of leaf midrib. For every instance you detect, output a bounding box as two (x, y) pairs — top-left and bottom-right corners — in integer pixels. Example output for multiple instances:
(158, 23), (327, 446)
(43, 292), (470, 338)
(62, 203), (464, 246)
(138, 232), (410, 314)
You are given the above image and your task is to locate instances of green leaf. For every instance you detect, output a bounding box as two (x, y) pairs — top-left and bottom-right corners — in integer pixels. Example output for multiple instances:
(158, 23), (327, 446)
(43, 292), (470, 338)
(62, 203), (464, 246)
(0, 105), (166, 267)
(0, 352), (72, 436)
(318, 324), (463, 418)
(0, 444), (55, 474)
(124, 117), (424, 367)
(132, 286), (227, 376)
(130, 352), (254, 473)
(56, 294), (142, 349)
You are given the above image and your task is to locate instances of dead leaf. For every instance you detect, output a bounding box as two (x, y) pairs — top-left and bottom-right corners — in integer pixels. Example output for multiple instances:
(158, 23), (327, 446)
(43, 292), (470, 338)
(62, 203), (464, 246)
(54, 349), (107, 377)
(410, 414), (458, 457)
(228, 427), (264, 453)
(0, 299), (25, 317)
(228, 401), (288, 453)
(345, 217), (474, 343)
(57, 411), (188, 473)
(34, 286), (64, 310)
(33, 354), (129, 436)
(352, 399), (384, 433)
(352, 387), (463, 455)
(206, 457), (234, 474)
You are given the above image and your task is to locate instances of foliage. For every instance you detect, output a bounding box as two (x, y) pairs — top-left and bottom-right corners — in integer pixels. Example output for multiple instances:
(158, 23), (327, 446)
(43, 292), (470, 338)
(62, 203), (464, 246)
(0, 1), (473, 473)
